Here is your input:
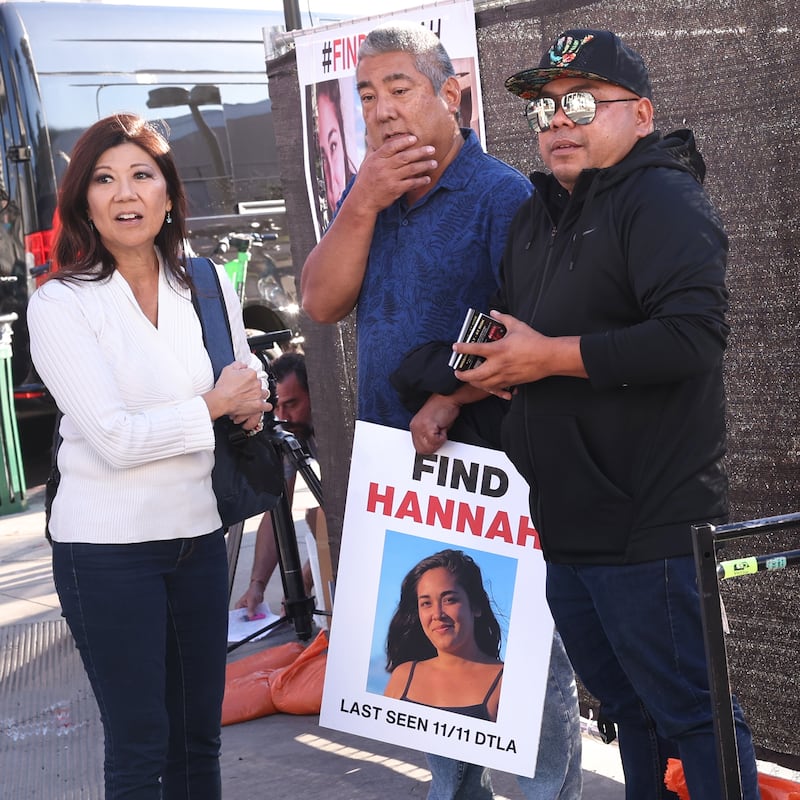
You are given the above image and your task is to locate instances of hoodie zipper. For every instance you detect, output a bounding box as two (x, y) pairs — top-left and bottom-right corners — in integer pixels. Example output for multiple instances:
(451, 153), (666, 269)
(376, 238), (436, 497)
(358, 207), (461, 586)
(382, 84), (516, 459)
(525, 196), (561, 326)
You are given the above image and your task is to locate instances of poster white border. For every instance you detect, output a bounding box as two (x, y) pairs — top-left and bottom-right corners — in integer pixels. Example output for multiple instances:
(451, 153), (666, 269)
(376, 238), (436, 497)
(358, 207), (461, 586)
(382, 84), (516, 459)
(320, 422), (553, 777)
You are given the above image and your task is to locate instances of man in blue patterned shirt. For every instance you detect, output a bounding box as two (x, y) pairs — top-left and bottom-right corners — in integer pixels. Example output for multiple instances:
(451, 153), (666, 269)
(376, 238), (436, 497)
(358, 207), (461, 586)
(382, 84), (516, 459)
(302, 22), (581, 799)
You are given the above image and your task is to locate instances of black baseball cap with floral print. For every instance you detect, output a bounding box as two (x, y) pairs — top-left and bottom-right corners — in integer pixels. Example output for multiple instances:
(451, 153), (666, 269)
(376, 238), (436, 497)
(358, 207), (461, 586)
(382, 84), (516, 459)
(505, 29), (652, 101)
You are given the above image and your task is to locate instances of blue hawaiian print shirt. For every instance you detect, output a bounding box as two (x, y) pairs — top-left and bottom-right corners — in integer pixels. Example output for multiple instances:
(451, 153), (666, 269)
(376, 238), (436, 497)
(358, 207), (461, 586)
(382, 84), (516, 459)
(350, 129), (532, 429)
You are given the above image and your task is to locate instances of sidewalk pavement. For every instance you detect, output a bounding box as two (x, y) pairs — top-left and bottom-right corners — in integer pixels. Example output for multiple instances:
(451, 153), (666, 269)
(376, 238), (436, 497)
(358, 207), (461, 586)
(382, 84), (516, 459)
(0, 481), (627, 799)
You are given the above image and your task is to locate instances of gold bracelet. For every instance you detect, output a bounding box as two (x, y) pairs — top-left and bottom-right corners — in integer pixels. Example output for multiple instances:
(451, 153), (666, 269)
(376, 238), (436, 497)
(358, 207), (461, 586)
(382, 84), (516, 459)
(245, 417), (265, 438)
(250, 578), (267, 587)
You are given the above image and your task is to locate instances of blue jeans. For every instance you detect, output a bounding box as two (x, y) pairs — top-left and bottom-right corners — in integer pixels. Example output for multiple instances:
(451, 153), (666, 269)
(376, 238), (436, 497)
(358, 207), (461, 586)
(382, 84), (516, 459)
(53, 531), (229, 800)
(546, 556), (760, 800)
(426, 632), (582, 799)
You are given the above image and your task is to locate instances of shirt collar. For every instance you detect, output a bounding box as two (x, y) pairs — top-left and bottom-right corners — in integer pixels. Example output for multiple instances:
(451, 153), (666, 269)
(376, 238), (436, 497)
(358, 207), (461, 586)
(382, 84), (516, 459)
(405, 128), (480, 210)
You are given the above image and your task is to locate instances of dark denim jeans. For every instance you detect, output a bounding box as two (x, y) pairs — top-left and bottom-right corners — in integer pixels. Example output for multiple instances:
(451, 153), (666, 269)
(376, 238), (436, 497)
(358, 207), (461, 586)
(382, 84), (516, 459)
(546, 556), (760, 800)
(52, 530), (228, 800)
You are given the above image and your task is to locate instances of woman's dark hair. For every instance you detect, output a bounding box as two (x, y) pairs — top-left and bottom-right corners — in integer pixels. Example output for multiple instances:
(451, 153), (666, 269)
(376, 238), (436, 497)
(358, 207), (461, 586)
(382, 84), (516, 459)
(270, 351), (308, 393)
(315, 79), (357, 187)
(385, 548), (502, 671)
(53, 113), (189, 284)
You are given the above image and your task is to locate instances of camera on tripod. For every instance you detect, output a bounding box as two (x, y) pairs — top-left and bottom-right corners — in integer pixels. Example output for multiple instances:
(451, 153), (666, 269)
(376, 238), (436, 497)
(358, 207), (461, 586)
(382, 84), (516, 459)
(246, 329), (288, 423)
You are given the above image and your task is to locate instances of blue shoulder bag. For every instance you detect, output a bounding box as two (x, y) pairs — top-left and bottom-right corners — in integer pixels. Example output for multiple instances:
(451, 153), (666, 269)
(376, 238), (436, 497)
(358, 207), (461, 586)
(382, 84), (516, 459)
(187, 257), (283, 527)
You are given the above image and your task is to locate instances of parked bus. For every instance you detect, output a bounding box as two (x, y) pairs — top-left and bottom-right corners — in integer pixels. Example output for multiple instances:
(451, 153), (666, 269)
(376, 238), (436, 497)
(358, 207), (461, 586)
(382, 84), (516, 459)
(0, 1), (298, 421)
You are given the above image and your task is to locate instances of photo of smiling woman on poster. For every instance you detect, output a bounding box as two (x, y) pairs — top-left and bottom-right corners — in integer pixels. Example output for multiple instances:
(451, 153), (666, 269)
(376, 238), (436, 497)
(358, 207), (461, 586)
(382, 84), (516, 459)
(306, 77), (359, 234)
(383, 548), (506, 723)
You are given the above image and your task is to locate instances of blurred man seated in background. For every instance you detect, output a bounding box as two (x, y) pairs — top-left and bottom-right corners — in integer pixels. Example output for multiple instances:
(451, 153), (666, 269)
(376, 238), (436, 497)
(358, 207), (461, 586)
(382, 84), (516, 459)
(234, 352), (319, 618)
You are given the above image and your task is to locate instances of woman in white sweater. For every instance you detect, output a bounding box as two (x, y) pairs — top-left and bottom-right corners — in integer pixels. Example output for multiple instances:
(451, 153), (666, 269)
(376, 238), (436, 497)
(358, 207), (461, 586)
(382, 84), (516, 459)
(27, 113), (269, 799)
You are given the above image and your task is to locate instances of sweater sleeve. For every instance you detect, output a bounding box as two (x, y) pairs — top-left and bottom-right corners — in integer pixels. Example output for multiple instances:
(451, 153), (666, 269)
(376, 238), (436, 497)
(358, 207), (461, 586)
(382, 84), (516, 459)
(28, 279), (216, 469)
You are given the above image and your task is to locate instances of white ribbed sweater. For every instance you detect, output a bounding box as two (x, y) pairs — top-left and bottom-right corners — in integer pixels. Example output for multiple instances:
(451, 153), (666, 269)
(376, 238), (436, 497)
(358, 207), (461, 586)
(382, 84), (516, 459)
(28, 255), (261, 544)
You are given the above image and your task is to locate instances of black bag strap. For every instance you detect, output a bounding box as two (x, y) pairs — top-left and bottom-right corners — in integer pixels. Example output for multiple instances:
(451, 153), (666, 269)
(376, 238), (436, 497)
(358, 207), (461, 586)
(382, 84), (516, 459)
(186, 257), (235, 380)
(44, 408), (63, 544)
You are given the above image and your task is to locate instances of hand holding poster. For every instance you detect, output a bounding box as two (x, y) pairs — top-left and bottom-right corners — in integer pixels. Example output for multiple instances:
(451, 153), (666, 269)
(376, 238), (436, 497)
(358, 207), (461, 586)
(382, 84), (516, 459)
(320, 422), (552, 777)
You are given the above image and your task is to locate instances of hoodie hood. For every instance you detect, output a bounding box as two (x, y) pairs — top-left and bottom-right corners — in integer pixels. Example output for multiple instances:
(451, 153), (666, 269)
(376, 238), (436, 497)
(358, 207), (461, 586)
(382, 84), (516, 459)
(533, 128), (706, 201)
(529, 128), (707, 270)
(621, 128), (706, 184)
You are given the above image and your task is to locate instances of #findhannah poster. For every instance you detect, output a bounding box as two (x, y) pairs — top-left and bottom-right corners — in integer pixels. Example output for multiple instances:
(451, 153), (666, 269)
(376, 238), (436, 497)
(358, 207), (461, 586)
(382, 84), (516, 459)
(293, 0), (483, 239)
(320, 421), (553, 777)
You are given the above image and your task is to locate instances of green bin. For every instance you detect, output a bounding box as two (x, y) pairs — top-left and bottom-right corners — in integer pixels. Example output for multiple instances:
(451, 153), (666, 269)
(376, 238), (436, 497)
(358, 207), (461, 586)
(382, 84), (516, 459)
(0, 312), (27, 514)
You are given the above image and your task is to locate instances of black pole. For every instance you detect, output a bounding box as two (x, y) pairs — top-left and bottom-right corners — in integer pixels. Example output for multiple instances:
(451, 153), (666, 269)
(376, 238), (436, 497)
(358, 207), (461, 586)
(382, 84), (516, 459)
(283, 0), (302, 31)
(691, 522), (743, 800)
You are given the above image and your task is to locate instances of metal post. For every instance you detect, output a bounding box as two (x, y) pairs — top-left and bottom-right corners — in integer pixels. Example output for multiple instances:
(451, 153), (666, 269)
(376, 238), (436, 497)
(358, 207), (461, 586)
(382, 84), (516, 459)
(283, 0), (302, 32)
(0, 313), (27, 515)
(692, 522), (743, 800)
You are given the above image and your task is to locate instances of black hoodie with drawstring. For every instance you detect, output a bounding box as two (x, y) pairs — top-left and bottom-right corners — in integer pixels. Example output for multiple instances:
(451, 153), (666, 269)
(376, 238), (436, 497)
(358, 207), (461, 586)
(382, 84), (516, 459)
(495, 129), (730, 565)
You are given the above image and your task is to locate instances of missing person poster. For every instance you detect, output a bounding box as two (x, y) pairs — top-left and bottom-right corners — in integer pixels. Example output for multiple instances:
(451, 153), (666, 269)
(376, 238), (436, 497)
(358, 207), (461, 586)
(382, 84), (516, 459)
(293, 0), (483, 239)
(320, 422), (552, 777)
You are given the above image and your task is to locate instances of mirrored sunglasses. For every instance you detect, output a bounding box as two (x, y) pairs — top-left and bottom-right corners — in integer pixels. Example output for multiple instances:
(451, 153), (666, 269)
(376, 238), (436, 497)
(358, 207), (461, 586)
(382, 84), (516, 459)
(523, 91), (638, 132)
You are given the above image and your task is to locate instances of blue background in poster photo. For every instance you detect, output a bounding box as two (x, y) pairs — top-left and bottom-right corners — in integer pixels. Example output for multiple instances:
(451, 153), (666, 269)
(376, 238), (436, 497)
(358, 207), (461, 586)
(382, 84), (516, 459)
(366, 530), (517, 694)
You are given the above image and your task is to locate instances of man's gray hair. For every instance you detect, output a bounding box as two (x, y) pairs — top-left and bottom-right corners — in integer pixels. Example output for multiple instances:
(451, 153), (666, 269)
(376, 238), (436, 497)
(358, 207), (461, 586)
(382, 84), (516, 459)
(358, 22), (455, 93)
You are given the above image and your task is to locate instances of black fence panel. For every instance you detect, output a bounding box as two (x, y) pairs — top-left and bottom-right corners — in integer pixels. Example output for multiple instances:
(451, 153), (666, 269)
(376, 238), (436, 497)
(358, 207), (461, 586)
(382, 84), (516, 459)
(267, 0), (799, 766)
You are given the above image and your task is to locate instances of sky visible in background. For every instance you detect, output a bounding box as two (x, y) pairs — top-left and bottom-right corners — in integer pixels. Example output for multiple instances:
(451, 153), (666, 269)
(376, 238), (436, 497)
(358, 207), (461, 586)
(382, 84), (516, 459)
(245, 0), (426, 21)
(61, 0), (428, 27)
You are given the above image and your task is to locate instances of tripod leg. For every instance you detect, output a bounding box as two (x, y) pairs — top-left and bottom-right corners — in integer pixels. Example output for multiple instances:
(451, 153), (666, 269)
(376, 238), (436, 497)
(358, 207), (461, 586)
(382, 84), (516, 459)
(225, 520), (245, 602)
(270, 491), (316, 641)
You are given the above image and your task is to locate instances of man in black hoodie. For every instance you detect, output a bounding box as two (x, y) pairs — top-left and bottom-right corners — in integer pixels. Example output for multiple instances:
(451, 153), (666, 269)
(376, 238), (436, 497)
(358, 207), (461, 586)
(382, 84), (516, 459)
(448, 29), (760, 799)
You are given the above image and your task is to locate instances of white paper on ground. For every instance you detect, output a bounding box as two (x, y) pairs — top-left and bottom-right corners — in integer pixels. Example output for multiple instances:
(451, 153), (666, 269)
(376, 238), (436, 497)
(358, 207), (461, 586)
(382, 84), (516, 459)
(227, 602), (282, 644)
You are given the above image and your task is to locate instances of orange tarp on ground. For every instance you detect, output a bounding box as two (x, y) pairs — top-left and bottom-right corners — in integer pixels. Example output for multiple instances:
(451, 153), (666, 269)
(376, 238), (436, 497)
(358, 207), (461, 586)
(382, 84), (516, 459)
(664, 759), (800, 800)
(222, 631), (328, 725)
